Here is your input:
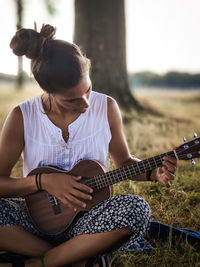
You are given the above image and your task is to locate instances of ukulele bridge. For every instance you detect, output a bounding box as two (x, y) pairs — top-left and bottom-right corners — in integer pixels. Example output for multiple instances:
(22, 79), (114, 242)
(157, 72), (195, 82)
(48, 194), (61, 215)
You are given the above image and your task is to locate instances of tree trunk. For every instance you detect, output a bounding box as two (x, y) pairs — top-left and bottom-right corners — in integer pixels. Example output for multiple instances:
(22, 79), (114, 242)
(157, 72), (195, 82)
(16, 0), (24, 89)
(74, 0), (143, 110)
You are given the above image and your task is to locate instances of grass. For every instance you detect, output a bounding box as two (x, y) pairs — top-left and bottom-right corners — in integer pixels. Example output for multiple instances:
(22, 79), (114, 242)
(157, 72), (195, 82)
(0, 84), (200, 266)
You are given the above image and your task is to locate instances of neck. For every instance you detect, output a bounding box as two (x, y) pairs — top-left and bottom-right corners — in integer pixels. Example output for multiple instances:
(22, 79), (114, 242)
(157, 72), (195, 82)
(42, 94), (79, 118)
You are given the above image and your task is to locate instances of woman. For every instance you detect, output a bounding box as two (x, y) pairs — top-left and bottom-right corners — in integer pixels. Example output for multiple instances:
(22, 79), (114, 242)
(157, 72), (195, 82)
(0, 24), (177, 267)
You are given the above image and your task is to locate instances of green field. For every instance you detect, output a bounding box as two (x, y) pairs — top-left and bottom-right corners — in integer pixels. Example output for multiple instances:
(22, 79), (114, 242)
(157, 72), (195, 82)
(0, 84), (200, 266)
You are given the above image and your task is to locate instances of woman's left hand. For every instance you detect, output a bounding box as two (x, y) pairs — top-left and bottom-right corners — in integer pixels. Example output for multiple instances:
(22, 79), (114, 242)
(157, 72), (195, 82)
(151, 155), (177, 187)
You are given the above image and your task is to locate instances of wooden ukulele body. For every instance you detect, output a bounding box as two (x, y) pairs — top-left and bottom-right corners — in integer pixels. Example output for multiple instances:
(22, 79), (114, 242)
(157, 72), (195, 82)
(25, 160), (111, 235)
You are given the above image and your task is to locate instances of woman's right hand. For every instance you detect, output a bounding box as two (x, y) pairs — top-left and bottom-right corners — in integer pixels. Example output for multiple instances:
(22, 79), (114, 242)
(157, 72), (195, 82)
(41, 172), (93, 211)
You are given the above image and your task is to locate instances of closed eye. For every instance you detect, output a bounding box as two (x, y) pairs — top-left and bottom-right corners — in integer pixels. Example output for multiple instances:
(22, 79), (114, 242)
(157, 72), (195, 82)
(67, 99), (78, 103)
(66, 85), (92, 103)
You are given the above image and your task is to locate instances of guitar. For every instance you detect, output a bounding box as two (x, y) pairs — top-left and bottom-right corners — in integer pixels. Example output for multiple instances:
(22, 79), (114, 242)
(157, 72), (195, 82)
(25, 136), (200, 235)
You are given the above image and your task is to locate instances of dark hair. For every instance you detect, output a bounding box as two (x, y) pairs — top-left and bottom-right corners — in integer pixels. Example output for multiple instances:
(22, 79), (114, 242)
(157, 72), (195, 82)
(10, 24), (91, 94)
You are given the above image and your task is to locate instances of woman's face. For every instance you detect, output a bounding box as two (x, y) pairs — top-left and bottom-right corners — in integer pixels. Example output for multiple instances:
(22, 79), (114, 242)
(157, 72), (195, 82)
(52, 75), (92, 114)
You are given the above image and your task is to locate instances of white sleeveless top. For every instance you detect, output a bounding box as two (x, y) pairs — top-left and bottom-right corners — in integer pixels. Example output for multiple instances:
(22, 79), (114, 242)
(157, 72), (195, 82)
(19, 91), (112, 177)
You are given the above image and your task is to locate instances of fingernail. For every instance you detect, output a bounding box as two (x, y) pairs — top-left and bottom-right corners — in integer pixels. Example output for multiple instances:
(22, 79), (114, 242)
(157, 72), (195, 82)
(83, 203), (86, 208)
(90, 189), (93, 193)
(74, 208), (77, 212)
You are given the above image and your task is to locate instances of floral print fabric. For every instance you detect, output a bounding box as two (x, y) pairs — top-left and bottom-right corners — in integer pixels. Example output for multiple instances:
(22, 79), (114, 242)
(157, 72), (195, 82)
(0, 194), (151, 252)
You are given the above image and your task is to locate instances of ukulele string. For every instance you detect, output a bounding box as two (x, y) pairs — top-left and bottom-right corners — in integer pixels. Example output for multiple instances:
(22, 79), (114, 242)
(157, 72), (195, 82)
(85, 147), (198, 189)
(48, 144), (199, 205)
(84, 151), (175, 189)
(176, 141), (199, 158)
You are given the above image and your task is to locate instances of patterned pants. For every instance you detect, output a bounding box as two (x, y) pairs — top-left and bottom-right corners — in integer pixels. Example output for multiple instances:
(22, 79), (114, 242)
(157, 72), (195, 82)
(0, 194), (151, 252)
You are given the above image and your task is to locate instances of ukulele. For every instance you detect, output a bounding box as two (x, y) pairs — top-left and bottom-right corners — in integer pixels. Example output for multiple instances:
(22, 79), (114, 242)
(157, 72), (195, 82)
(25, 136), (200, 235)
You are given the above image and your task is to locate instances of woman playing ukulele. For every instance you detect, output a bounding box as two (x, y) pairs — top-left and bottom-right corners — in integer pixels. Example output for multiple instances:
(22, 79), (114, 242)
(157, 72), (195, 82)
(0, 24), (177, 267)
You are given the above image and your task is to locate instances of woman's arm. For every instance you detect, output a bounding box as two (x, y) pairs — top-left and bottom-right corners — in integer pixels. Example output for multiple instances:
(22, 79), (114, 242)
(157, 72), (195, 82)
(107, 96), (177, 186)
(0, 106), (37, 197)
(107, 96), (147, 181)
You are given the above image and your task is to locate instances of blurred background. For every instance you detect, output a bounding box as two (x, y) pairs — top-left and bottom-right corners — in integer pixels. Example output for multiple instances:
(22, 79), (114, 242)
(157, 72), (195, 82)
(0, 1), (200, 265)
(1, 0), (200, 88)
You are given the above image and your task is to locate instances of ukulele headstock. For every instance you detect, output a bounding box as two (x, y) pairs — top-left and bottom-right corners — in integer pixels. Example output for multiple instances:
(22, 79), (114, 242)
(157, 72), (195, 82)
(175, 133), (200, 163)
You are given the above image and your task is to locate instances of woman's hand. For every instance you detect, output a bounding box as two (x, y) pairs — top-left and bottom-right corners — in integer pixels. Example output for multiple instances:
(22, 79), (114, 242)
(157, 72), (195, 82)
(41, 173), (93, 211)
(151, 156), (177, 187)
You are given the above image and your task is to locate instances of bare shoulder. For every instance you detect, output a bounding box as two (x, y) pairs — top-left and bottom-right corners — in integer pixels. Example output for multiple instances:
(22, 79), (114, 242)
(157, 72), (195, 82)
(107, 96), (120, 112)
(107, 96), (122, 129)
(1, 106), (24, 139)
(6, 105), (23, 121)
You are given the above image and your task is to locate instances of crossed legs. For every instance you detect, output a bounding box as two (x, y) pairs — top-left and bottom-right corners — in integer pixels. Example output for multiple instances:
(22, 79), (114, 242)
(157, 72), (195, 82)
(0, 225), (132, 267)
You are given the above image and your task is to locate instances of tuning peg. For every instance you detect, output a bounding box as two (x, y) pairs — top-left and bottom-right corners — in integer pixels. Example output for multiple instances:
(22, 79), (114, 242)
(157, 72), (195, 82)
(193, 133), (198, 138)
(192, 159), (196, 165)
(183, 137), (187, 143)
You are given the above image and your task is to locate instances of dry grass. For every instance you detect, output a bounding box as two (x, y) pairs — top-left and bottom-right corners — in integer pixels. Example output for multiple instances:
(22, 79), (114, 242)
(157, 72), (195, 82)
(0, 84), (200, 266)
(113, 88), (200, 266)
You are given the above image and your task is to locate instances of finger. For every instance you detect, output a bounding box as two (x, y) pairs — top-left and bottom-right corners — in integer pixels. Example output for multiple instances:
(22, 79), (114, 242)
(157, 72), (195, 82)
(165, 179), (171, 188)
(71, 188), (92, 201)
(163, 170), (175, 181)
(73, 175), (82, 181)
(161, 166), (175, 179)
(163, 156), (177, 166)
(160, 175), (171, 188)
(72, 179), (93, 194)
(59, 196), (75, 210)
(66, 193), (87, 209)
(162, 161), (177, 173)
(167, 172), (175, 180)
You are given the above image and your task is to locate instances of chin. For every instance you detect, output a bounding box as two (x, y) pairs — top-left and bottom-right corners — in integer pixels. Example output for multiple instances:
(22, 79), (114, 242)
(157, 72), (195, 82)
(80, 108), (87, 113)
(74, 108), (87, 114)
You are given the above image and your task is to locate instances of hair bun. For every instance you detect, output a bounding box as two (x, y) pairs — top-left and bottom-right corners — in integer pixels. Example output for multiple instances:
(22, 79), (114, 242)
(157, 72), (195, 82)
(10, 28), (40, 59)
(10, 24), (56, 60)
(40, 24), (56, 39)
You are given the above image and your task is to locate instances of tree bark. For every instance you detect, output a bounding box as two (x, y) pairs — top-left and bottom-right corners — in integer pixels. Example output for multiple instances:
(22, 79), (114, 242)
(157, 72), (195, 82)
(74, 0), (143, 110)
(16, 0), (24, 89)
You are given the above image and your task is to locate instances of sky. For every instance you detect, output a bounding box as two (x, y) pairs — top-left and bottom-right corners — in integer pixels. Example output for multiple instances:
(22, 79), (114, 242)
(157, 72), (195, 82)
(0, 0), (200, 75)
